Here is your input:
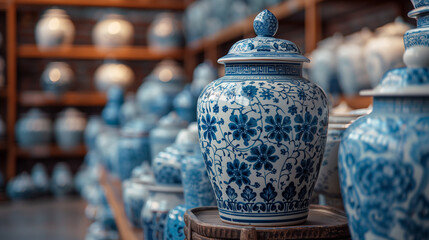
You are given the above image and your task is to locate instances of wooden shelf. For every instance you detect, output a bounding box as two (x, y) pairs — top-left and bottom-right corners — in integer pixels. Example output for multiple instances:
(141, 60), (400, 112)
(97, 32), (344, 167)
(16, 144), (87, 158)
(187, 0), (307, 52)
(99, 168), (142, 240)
(339, 95), (373, 109)
(19, 91), (107, 107)
(18, 45), (185, 61)
(14, 0), (188, 10)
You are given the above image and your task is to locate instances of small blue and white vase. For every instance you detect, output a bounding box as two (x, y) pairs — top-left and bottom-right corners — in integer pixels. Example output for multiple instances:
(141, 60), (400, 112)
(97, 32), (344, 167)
(149, 111), (187, 161)
(31, 163), (50, 195)
(173, 85), (197, 123)
(404, 6), (429, 68)
(123, 173), (154, 228)
(84, 116), (104, 150)
(163, 204), (187, 240)
(115, 116), (157, 180)
(54, 108), (87, 150)
(51, 162), (74, 197)
(41, 62), (74, 95)
(147, 13), (183, 52)
(119, 94), (139, 126)
(197, 10), (328, 226)
(190, 60), (218, 97)
(141, 184), (184, 240)
(15, 108), (52, 148)
(339, 5), (429, 238)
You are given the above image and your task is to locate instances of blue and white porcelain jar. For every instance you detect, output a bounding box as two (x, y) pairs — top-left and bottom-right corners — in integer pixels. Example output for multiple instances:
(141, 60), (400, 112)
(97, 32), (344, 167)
(147, 13), (183, 52)
(141, 184), (184, 240)
(339, 6), (429, 238)
(122, 173), (154, 228)
(197, 10), (328, 226)
(16, 108), (52, 148)
(31, 163), (50, 195)
(173, 85), (197, 123)
(84, 116), (104, 150)
(149, 111), (187, 161)
(115, 116), (157, 180)
(51, 162), (74, 197)
(404, 6), (429, 68)
(54, 108), (86, 150)
(41, 62), (74, 95)
(190, 61), (218, 97)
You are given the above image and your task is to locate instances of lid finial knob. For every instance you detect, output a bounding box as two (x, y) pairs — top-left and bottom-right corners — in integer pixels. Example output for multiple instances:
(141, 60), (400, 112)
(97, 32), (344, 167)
(253, 9), (278, 37)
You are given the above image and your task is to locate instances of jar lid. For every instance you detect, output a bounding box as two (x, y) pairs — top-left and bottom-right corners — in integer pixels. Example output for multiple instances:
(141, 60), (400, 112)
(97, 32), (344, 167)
(360, 68), (429, 96)
(218, 10), (309, 64)
(408, 6), (429, 19)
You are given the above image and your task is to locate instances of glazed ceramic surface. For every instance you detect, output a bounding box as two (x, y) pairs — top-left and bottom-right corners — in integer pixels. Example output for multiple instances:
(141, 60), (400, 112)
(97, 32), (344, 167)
(403, 7), (429, 68)
(102, 87), (124, 127)
(51, 162), (74, 197)
(41, 62), (74, 94)
(119, 94), (138, 126)
(84, 116), (104, 150)
(147, 13), (183, 52)
(149, 112), (187, 161)
(116, 117), (156, 180)
(164, 204), (186, 240)
(141, 185), (184, 240)
(190, 61), (218, 97)
(92, 14), (134, 48)
(95, 62), (134, 92)
(35, 8), (75, 49)
(7, 172), (36, 200)
(365, 18), (411, 87)
(339, 8), (429, 237)
(197, 10), (328, 226)
(122, 175), (154, 228)
(15, 108), (52, 147)
(31, 163), (50, 195)
(173, 85), (197, 123)
(54, 108), (86, 150)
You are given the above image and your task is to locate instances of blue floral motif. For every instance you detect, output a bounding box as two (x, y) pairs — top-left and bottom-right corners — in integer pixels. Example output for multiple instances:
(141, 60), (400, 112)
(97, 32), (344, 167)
(260, 183), (277, 203)
(264, 114), (292, 142)
(297, 89), (306, 100)
(241, 186), (257, 202)
(226, 186), (238, 200)
(226, 159), (251, 188)
(399, 218), (429, 240)
(222, 106), (229, 113)
(213, 183), (223, 200)
(246, 144), (279, 171)
(298, 185), (307, 200)
(213, 104), (219, 113)
(282, 182), (296, 201)
(355, 158), (415, 202)
(260, 89), (274, 100)
(241, 85), (258, 100)
(295, 159), (314, 184)
(294, 113), (318, 143)
(288, 105), (297, 115)
(228, 114), (257, 146)
(200, 114), (217, 143)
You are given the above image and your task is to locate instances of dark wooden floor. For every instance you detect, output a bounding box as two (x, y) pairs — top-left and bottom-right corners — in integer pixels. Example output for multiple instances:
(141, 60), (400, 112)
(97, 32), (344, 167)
(0, 197), (90, 240)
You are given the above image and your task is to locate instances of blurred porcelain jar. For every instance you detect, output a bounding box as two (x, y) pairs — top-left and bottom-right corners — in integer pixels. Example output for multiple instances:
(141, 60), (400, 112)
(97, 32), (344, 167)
(337, 29), (373, 96)
(6, 172), (36, 200)
(149, 112), (187, 161)
(16, 108), (52, 148)
(403, 6), (429, 68)
(41, 62), (74, 95)
(94, 62), (134, 92)
(119, 94), (138, 126)
(31, 163), (50, 195)
(365, 18), (411, 87)
(35, 8), (75, 49)
(92, 14), (134, 48)
(122, 173), (154, 228)
(54, 108), (87, 150)
(141, 184), (184, 240)
(84, 116), (104, 150)
(309, 34), (343, 95)
(190, 61), (217, 97)
(147, 13), (183, 52)
(137, 60), (186, 117)
(173, 85), (196, 123)
(51, 162), (74, 197)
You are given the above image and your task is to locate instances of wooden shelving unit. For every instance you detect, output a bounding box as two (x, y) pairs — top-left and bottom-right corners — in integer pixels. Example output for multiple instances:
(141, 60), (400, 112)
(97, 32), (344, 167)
(19, 91), (107, 107)
(18, 45), (185, 61)
(14, 0), (189, 10)
(16, 144), (87, 158)
(99, 168), (142, 240)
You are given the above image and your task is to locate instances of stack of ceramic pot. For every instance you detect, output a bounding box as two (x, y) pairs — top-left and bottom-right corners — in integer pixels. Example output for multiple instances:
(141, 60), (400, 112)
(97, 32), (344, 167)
(164, 123), (216, 240)
(338, 1), (429, 239)
(197, 10), (329, 226)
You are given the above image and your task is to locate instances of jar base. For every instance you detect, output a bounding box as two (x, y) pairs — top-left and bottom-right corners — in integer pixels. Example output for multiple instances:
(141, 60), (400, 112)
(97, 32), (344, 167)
(218, 210), (308, 227)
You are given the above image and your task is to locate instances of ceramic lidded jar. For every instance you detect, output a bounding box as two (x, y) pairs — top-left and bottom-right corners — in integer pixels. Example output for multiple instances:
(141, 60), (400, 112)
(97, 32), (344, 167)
(95, 62), (134, 92)
(147, 13), (183, 52)
(149, 111), (187, 161)
(197, 10), (328, 226)
(339, 5), (429, 238)
(92, 14), (134, 48)
(54, 108), (87, 150)
(365, 17), (411, 87)
(15, 108), (52, 148)
(403, 6), (429, 68)
(141, 184), (184, 240)
(35, 8), (75, 49)
(41, 62), (74, 95)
